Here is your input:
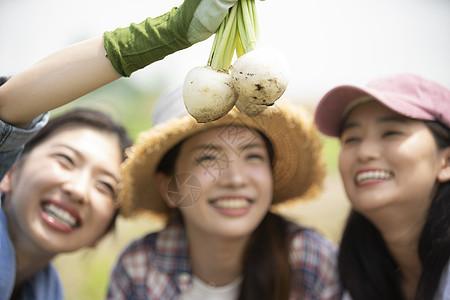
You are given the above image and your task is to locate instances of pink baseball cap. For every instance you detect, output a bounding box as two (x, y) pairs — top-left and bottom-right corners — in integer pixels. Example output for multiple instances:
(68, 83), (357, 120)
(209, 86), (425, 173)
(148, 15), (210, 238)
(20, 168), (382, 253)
(314, 74), (450, 137)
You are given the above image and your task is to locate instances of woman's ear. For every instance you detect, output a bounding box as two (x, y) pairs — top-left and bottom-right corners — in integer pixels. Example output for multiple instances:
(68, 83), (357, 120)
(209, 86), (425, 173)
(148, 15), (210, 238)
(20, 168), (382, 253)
(155, 172), (177, 208)
(437, 147), (450, 183)
(0, 165), (16, 194)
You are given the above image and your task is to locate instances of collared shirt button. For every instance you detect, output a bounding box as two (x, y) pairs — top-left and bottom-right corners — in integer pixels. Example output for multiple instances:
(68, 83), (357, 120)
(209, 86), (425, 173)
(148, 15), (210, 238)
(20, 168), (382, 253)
(179, 272), (191, 283)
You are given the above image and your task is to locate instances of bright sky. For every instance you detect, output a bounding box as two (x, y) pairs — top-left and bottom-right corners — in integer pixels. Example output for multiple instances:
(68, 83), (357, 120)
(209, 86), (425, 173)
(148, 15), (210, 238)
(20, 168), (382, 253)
(1, 0), (449, 103)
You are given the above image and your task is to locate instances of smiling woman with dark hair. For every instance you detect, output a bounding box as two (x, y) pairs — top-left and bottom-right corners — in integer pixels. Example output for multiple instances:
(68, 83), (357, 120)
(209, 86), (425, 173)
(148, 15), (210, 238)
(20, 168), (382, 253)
(314, 73), (450, 300)
(0, 108), (132, 299)
(106, 88), (342, 300)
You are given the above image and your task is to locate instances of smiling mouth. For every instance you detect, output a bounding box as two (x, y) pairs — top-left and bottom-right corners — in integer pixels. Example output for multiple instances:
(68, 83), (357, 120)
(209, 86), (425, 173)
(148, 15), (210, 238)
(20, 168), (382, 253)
(210, 198), (252, 209)
(356, 170), (393, 185)
(42, 203), (79, 228)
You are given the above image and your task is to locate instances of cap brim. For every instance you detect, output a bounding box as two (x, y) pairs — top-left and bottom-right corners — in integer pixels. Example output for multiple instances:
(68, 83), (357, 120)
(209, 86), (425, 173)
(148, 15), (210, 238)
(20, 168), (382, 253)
(314, 84), (437, 137)
(314, 85), (372, 137)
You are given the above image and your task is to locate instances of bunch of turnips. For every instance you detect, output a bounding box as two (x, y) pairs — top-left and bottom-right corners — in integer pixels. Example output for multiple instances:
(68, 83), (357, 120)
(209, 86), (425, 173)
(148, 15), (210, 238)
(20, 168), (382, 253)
(183, 0), (290, 122)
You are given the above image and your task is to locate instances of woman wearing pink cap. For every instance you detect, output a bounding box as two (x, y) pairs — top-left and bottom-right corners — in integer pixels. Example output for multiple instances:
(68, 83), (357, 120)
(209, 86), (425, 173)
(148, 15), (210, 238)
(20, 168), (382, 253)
(314, 74), (450, 300)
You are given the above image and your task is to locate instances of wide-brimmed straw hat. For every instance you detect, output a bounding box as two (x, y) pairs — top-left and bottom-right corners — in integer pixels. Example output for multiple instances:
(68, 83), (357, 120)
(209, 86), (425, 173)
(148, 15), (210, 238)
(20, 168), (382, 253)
(314, 73), (450, 137)
(119, 87), (325, 217)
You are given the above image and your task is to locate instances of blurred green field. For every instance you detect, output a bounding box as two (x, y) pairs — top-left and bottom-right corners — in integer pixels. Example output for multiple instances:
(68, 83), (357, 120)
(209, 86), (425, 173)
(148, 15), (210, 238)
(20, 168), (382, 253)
(52, 83), (349, 299)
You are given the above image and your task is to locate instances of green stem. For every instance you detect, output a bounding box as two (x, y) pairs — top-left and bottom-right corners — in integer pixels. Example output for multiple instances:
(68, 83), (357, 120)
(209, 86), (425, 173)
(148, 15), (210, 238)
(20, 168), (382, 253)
(251, 0), (260, 44)
(208, 3), (238, 70)
(208, 17), (223, 67)
(208, 0), (259, 69)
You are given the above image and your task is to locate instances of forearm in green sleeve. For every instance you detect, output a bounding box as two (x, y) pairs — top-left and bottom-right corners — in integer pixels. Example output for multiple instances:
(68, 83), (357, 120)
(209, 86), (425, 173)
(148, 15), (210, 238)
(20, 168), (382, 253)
(103, 0), (239, 77)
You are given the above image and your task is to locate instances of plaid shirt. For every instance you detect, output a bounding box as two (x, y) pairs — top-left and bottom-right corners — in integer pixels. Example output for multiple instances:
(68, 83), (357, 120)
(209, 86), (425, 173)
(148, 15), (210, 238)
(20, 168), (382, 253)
(106, 213), (342, 300)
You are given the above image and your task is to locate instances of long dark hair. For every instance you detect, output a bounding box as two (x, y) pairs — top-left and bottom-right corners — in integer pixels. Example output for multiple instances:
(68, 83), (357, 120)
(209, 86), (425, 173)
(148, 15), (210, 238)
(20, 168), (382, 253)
(238, 212), (291, 300)
(157, 129), (292, 300)
(0, 75), (10, 86)
(339, 121), (450, 300)
(19, 108), (132, 233)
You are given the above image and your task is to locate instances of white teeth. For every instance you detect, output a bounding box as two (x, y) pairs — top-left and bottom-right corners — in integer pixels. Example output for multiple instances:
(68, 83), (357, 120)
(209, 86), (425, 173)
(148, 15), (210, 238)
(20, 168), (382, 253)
(356, 170), (393, 184)
(43, 203), (77, 228)
(213, 198), (250, 209)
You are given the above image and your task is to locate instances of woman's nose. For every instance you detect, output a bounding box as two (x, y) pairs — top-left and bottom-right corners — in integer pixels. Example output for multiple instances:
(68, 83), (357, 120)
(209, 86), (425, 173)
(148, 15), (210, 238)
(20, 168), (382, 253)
(356, 138), (381, 163)
(218, 159), (247, 187)
(62, 173), (90, 204)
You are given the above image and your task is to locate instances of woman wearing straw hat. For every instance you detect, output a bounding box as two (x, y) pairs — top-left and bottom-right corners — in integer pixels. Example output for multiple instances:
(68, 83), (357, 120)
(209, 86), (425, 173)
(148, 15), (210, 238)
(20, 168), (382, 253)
(314, 73), (450, 300)
(106, 88), (342, 299)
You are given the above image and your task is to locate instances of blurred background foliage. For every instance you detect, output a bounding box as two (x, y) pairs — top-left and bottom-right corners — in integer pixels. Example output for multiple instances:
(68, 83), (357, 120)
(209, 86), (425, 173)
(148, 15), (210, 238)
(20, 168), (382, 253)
(52, 81), (347, 299)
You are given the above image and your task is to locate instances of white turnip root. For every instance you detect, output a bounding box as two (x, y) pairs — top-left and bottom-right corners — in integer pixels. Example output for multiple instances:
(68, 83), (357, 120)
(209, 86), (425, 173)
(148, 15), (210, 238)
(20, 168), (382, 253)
(235, 96), (267, 116)
(231, 47), (289, 107)
(183, 66), (237, 123)
(183, 0), (289, 122)
(183, 4), (238, 122)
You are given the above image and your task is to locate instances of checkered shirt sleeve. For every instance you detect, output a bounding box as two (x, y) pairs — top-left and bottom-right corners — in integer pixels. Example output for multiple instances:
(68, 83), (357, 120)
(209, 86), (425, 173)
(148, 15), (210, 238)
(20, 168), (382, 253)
(288, 226), (343, 300)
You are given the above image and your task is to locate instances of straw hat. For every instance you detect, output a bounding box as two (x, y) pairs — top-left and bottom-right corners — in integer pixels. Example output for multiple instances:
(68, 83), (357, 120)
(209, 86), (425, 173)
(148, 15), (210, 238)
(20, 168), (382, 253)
(119, 88), (326, 217)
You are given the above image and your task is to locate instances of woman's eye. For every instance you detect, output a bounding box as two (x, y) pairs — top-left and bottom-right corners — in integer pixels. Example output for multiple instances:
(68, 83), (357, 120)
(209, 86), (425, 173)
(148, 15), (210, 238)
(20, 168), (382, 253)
(246, 153), (265, 161)
(97, 180), (117, 199)
(341, 136), (360, 145)
(195, 155), (217, 165)
(383, 130), (402, 137)
(55, 154), (74, 166)
(97, 181), (116, 198)
(195, 148), (224, 164)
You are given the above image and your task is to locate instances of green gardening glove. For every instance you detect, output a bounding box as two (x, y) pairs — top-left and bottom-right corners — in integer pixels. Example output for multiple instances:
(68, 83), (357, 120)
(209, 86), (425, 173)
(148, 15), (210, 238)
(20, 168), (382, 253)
(104, 0), (239, 77)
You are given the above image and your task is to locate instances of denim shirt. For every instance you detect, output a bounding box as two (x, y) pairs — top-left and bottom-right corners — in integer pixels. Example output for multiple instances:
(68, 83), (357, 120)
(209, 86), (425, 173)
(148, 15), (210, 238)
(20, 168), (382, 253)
(0, 112), (49, 180)
(0, 206), (64, 300)
(0, 206), (15, 300)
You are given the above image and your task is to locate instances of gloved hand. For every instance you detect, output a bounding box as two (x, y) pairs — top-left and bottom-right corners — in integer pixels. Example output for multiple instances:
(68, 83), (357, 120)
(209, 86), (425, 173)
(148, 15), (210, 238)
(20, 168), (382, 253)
(104, 0), (239, 77)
